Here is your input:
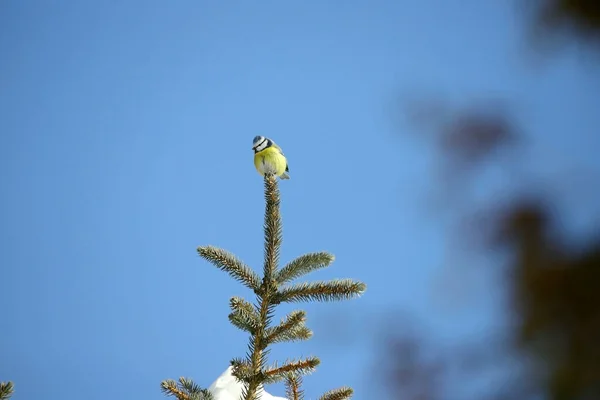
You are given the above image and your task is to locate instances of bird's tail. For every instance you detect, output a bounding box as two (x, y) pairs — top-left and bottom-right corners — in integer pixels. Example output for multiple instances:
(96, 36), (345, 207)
(280, 172), (290, 180)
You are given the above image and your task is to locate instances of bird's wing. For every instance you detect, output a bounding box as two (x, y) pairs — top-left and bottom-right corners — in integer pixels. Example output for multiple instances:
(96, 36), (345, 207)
(272, 142), (290, 173)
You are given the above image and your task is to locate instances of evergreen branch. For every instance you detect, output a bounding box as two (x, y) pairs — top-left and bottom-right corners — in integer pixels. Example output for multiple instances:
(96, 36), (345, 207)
(243, 300), (277, 399)
(285, 374), (305, 400)
(318, 387), (353, 400)
(160, 378), (213, 400)
(229, 296), (260, 334)
(276, 279), (366, 303)
(262, 357), (320, 384)
(263, 173), (282, 283)
(179, 377), (212, 399)
(266, 323), (312, 345)
(197, 246), (260, 291)
(275, 252), (335, 285)
(0, 382), (14, 400)
(274, 325), (312, 343)
(231, 358), (253, 382)
(238, 174), (282, 400)
(161, 380), (190, 400)
(265, 310), (312, 344)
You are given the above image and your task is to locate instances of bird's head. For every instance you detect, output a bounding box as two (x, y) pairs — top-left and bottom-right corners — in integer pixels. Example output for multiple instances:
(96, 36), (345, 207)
(252, 136), (270, 152)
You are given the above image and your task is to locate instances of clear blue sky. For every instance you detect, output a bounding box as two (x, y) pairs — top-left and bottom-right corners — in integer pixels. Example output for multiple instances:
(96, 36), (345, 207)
(1, 1), (599, 399)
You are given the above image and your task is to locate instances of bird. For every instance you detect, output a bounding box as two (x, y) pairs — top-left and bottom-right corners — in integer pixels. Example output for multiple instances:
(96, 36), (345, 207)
(252, 136), (290, 179)
(208, 366), (287, 400)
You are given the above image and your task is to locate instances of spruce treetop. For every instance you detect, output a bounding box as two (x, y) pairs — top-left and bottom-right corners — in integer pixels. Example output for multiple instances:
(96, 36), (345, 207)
(162, 173), (366, 400)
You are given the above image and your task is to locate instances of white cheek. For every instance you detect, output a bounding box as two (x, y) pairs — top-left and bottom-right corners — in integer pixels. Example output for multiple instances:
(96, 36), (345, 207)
(256, 142), (268, 152)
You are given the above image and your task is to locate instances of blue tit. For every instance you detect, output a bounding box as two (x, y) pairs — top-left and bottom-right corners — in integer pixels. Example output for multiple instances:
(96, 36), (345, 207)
(252, 136), (290, 179)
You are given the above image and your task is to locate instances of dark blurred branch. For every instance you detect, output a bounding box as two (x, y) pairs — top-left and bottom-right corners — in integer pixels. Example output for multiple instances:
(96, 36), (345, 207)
(530, 0), (600, 45)
(386, 102), (599, 400)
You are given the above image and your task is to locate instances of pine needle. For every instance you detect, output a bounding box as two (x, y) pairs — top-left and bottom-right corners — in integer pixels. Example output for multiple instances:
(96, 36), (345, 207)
(0, 382), (14, 400)
(276, 252), (335, 285)
(276, 279), (366, 303)
(265, 310), (312, 344)
(229, 296), (260, 334)
(285, 374), (305, 400)
(198, 246), (261, 292)
(263, 173), (282, 282)
(160, 379), (214, 400)
(161, 380), (190, 400)
(263, 357), (320, 384)
(318, 387), (354, 400)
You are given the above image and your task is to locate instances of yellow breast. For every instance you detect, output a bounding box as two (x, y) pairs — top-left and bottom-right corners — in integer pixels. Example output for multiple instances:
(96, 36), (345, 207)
(254, 147), (287, 177)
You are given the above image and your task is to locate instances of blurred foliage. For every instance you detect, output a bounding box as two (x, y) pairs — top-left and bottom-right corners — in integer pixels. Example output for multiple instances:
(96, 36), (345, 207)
(388, 105), (599, 400)
(497, 200), (600, 400)
(384, 2), (600, 399)
(529, 0), (600, 44)
(0, 382), (14, 400)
